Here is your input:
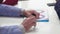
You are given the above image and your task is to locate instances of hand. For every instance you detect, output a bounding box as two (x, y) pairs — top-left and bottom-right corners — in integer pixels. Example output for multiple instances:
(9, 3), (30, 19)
(23, 10), (40, 19)
(22, 16), (36, 31)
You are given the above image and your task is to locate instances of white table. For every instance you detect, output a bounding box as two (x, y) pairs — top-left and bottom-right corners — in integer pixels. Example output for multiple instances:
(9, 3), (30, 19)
(0, 0), (60, 34)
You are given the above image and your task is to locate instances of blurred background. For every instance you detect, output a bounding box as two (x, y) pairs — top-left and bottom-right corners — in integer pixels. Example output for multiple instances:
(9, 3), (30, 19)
(0, 0), (60, 34)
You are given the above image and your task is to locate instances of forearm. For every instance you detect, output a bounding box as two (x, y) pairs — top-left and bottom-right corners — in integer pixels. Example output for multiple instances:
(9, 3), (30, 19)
(0, 4), (24, 17)
(0, 25), (25, 34)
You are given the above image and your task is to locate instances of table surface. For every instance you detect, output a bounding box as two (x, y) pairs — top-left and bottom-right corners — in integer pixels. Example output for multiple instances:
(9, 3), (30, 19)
(0, 0), (60, 34)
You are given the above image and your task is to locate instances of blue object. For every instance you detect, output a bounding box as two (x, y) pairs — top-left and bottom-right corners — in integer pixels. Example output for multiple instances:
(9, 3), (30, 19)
(37, 20), (49, 22)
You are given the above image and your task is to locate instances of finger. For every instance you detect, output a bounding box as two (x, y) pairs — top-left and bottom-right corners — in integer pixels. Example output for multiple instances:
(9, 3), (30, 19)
(38, 13), (40, 19)
(24, 10), (32, 17)
(33, 22), (36, 29)
(33, 11), (39, 19)
(28, 16), (36, 24)
(22, 16), (36, 26)
(25, 22), (35, 31)
(26, 12), (32, 17)
(27, 22), (36, 31)
(33, 22), (36, 27)
(34, 12), (40, 19)
(28, 16), (36, 20)
(30, 22), (36, 27)
(30, 10), (39, 19)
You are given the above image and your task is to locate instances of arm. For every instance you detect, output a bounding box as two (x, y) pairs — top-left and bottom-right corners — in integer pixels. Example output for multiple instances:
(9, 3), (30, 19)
(0, 4), (24, 17)
(0, 25), (25, 34)
(0, 16), (37, 34)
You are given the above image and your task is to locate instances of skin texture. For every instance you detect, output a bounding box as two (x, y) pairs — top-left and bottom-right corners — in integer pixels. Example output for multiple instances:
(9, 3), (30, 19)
(22, 10), (40, 31)
(23, 10), (40, 19)
(22, 16), (36, 31)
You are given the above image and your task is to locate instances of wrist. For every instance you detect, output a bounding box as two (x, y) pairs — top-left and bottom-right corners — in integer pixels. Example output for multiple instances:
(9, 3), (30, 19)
(22, 10), (26, 16)
(21, 9), (26, 16)
(22, 23), (30, 32)
(19, 24), (26, 33)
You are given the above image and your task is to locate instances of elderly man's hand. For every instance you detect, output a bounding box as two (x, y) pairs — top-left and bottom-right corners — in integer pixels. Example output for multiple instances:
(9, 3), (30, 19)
(23, 10), (40, 19)
(22, 16), (36, 31)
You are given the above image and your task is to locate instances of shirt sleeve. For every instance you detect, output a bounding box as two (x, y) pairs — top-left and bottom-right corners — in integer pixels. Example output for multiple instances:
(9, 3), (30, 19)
(0, 25), (25, 34)
(0, 4), (24, 17)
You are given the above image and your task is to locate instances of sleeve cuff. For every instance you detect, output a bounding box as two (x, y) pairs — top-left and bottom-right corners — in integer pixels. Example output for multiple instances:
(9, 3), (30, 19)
(18, 24), (26, 33)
